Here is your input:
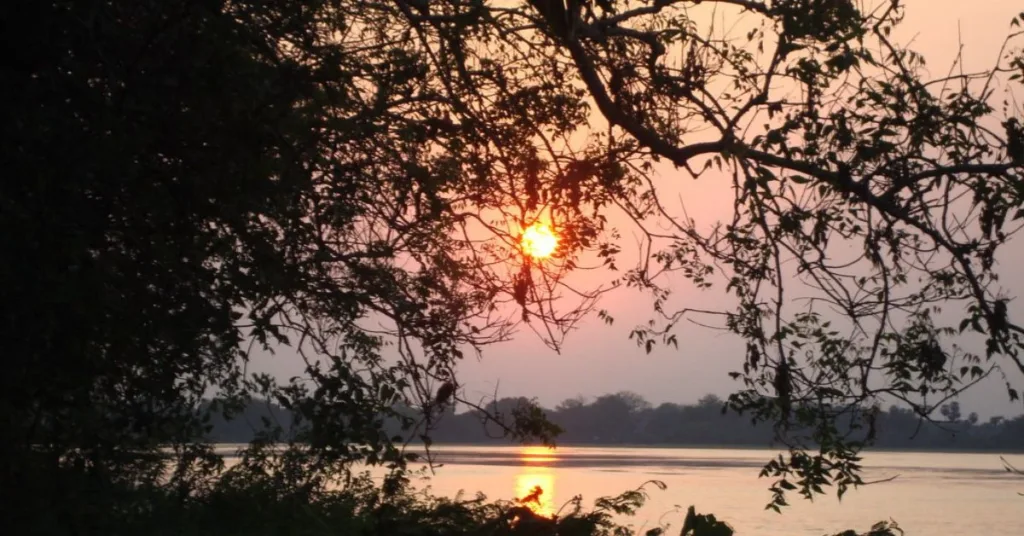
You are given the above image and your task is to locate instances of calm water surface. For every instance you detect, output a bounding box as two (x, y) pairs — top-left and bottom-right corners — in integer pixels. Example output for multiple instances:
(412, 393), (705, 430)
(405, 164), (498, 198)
(401, 446), (1023, 535)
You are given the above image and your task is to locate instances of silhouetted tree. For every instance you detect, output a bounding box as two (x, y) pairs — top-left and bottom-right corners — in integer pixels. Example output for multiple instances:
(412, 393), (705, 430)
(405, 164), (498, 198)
(8, 0), (1024, 528)
(941, 402), (963, 423)
(453, 0), (1024, 508)
(2, 0), (576, 530)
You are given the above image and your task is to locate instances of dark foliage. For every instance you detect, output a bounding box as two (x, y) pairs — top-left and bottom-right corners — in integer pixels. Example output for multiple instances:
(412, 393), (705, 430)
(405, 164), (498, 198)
(4, 0), (1024, 533)
(2, 0), (566, 530)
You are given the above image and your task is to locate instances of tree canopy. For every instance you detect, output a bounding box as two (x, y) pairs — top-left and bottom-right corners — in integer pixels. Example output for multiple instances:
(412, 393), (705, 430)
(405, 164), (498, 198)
(4, 0), (1024, 528)
(2, 0), (567, 509)
(385, 0), (1024, 507)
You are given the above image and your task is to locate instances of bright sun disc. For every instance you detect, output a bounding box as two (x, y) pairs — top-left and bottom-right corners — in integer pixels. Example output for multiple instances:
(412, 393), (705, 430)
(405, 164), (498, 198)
(521, 223), (557, 259)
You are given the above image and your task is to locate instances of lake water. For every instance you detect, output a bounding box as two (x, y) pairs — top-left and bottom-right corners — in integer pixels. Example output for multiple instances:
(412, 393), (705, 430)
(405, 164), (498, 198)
(400, 445), (1024, 535)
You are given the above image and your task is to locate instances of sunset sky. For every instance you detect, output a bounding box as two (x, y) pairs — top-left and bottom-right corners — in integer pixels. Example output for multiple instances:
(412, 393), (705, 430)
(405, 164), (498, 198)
(254, 0), (1024, 420)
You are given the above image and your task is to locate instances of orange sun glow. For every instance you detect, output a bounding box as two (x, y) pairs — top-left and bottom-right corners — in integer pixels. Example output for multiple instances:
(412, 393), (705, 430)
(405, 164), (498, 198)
(520, 223), (558, 259)
(515, 469), (555, 517)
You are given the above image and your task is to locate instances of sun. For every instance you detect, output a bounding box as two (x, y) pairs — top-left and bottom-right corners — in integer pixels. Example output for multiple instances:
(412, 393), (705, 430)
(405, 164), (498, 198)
(520, 223), (558, 259)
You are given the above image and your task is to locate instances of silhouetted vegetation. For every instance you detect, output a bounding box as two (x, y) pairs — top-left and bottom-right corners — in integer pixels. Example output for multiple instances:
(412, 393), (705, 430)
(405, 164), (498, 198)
(5, 0), (1024, 534)
(16, 461), (900, 536)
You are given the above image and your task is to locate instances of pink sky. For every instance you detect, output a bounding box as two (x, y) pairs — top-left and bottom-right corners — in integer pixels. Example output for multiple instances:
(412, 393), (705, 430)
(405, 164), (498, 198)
(457, 0), (1024, 418)
(254, 1), (1024, 420)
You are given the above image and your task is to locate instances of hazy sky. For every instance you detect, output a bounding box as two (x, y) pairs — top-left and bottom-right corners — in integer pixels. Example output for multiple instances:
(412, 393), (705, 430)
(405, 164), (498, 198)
(253, 1), (1024, 419)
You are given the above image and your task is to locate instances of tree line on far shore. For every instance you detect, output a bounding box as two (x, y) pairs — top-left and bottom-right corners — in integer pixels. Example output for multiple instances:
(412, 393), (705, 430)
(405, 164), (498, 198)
(208, 391), (1024, 451)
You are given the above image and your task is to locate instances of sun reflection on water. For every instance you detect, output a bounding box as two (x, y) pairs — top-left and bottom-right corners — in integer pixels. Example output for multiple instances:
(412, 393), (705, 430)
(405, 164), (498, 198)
(515, 446), (558, 516)
(520, 445), (558, 464)
(515, 469), (555, 517)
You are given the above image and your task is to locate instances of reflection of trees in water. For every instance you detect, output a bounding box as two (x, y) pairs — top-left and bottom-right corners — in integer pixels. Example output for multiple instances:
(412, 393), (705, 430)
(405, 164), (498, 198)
(515, 468), (555, 517)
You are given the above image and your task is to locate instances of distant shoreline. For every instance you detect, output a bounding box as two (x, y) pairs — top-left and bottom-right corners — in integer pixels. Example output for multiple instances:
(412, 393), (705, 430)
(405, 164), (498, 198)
(206, 441), (1024, 455)
(422, 441), (1024, 455)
